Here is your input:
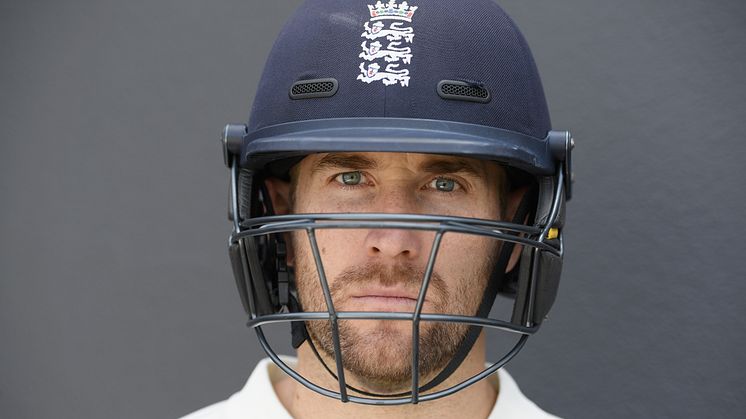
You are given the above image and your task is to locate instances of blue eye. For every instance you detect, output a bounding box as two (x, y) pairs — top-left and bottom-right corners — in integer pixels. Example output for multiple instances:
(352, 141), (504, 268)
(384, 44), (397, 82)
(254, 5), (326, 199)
(337, 171), (363, 185)
(430, 177), (458, 192)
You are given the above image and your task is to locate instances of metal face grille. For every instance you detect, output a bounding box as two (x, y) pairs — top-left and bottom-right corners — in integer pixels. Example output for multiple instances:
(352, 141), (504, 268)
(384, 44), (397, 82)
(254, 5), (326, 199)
(290, 78), (339, 99)
(231, 211), (564, 404)
(437, 80), (491, 103)
(224, 155), (570, 405)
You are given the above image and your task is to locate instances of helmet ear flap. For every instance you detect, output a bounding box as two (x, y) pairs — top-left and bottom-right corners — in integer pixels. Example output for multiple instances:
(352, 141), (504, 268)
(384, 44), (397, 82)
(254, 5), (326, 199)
(230, 169), (294, 316)
(509, 245), (563, 325)
(510, 177), (566, 326)
(531, 250), (563, 323)
(531, 186), (565, 323)
(229, 241), (252, 315)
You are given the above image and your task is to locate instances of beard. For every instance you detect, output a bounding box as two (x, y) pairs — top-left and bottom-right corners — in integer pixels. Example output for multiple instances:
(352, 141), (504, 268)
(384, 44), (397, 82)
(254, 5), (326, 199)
(295, 259), (483, 394)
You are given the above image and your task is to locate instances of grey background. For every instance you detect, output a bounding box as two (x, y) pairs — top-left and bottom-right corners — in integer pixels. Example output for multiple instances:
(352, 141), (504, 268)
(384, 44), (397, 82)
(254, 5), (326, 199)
(1, 0), (744, 418)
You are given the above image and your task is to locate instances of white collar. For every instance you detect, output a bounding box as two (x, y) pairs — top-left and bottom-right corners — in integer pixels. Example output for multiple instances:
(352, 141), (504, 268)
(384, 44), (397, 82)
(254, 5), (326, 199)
(186, 357), (559, 419)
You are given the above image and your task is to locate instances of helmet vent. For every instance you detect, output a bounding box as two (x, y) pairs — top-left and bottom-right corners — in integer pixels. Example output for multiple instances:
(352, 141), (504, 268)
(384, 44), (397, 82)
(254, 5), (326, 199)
(437, 80), (491, 103)
(289, 78), (339, 99)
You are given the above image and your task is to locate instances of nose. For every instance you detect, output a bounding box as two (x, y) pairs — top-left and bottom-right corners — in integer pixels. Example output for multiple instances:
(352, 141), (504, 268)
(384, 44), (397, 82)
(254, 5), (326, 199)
(364, 228), (424, 260)
(363, 185), (427, 260)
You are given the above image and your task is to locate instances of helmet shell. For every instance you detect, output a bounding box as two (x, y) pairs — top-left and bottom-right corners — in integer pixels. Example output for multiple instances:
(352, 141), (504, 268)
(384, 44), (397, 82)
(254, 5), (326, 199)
(248, 0), (551, 140)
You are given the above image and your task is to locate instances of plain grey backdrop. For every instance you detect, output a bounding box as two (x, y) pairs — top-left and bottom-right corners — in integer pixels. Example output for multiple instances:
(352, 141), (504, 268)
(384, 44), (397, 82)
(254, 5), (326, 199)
(1, 0), (745, 418)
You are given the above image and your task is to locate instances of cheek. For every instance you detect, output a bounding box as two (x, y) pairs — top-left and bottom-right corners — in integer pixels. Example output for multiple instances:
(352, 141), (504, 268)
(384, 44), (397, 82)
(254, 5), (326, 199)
(438, 233), (495, 267)
(317, 229), (363, 269)
(424, 196), (501, 221)
(292, 228), (369, 286)
(289, 191), (362, 276)
(436, 234), (497, 312)
(295, 181), (374, 214)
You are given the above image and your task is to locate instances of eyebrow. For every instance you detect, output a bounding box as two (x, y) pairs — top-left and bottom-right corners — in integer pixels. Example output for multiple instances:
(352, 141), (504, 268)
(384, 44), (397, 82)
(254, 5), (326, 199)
(311, 153), (379, 175)
(310, 153), (485, 178)
(419, 157), (484, 178)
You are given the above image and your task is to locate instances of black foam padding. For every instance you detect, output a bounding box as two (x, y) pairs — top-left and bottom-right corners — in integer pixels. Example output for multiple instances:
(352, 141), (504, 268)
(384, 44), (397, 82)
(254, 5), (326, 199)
(238, 169), (253, 221)
(498, 180), (539, 296)
(242, 238), (274, 316)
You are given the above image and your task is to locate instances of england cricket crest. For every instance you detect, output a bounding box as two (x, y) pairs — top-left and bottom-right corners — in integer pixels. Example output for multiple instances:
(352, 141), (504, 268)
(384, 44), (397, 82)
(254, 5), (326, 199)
(357, 1), (417, 87)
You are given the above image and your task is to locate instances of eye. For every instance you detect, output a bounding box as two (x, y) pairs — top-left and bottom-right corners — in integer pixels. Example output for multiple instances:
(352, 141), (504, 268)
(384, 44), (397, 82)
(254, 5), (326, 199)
(429, 177), (460, 192)
(335, 171), (364, 186)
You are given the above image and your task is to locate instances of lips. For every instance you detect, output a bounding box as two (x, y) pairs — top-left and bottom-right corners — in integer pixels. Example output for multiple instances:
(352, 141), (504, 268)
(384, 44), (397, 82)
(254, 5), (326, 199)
(346, 287), (428, 311)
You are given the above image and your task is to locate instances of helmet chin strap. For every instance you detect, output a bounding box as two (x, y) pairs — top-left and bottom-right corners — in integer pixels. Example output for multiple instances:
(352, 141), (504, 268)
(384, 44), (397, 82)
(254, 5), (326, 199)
(290, 187), (537, 398)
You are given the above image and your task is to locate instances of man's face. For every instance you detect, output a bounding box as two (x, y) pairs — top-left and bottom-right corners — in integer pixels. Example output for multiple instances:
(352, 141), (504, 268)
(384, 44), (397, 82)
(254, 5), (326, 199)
(280, 152), (509, 393)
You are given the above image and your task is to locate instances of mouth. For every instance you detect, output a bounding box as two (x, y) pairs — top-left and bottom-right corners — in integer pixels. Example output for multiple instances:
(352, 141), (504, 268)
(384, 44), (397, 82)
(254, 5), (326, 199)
(346, 288), (427, 312)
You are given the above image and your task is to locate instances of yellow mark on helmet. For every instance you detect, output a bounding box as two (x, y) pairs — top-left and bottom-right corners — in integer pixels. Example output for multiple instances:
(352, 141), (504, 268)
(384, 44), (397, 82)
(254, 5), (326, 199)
(547, 228), (559, 240)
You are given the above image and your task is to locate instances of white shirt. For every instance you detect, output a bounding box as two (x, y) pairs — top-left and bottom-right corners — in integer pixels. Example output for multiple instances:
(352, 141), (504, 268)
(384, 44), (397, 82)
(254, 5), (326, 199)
(181, 357), (560, 419)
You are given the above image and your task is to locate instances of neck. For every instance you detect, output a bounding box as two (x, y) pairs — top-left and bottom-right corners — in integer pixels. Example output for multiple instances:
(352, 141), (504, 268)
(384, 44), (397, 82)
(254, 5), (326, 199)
(273, 335), (497, 419)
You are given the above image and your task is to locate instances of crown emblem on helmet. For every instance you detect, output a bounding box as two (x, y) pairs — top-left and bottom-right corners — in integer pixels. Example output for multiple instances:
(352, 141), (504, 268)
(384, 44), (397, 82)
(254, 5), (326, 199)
(368, 0), (418, 22)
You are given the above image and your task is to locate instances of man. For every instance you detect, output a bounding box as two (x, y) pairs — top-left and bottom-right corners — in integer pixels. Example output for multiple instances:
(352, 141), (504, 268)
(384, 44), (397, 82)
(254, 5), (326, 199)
(184, 0), (573, 417)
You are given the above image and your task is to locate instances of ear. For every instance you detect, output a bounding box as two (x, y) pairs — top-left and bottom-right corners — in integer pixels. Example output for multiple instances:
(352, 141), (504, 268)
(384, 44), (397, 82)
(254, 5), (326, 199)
(263, 177), (295, 265)
(504, 186), (529, 273)
(264, 177), (291, 215)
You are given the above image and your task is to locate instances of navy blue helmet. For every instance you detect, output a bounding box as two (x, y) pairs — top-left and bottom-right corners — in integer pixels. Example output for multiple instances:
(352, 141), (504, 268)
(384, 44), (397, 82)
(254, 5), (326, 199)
(221, 0), (573, 405)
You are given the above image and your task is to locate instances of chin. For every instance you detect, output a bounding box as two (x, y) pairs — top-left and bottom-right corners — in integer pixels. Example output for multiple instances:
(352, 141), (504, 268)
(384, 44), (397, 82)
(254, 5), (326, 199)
(341, 318), (414, 351)
(307, 303), (462, 392)
(337, 320), (414, 378)
(347, 316), (412, 333)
